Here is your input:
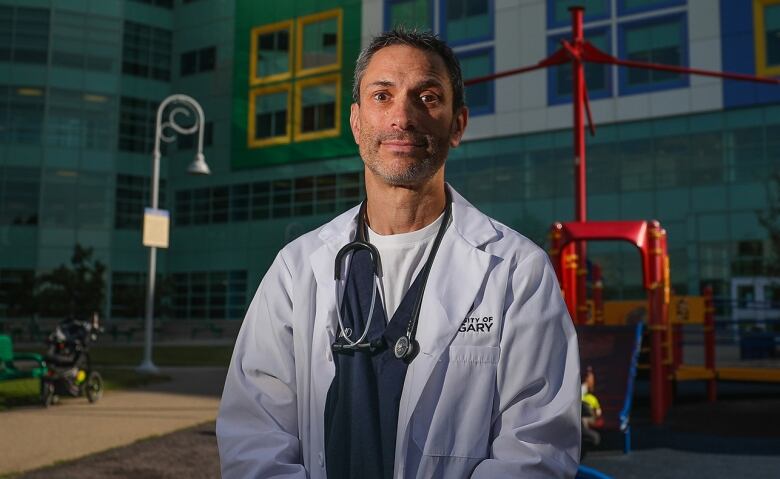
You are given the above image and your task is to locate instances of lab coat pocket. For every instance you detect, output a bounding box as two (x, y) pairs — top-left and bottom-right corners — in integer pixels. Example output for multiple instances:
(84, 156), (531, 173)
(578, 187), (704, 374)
(411, 345), (499, 458)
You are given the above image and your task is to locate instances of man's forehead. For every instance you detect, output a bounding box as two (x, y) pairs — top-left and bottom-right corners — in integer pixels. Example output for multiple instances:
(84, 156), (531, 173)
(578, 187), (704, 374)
(362, 45), (449, 85)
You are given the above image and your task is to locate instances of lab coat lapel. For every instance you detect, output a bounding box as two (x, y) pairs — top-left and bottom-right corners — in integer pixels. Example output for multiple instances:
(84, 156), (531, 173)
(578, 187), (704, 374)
(396, 190), (498, 457)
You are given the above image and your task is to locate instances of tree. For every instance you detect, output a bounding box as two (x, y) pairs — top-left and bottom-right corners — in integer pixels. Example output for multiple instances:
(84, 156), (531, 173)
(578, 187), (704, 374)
(37, 244), (106, 318)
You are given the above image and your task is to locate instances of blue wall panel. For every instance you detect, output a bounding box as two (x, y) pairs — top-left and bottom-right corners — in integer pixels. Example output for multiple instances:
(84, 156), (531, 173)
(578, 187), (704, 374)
(721, 0), (780, 108)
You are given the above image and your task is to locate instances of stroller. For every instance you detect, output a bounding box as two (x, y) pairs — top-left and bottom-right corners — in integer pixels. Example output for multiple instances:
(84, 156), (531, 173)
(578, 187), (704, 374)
(41, 312), (104, 407)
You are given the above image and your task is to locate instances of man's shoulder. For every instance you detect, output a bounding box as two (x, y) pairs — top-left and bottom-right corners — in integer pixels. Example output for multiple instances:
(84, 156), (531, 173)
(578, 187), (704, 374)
(450, 186), (546, 265)
(462, 205), (546, 265)
(491, 220), (547, 265)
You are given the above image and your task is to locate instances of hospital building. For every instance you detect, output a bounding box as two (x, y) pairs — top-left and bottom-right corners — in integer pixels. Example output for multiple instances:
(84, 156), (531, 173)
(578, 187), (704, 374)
(0, 0), (778, 326)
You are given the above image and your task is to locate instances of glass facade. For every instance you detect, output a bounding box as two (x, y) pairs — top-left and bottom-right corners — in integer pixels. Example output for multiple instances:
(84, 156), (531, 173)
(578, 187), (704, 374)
(0, 0), (778, 326)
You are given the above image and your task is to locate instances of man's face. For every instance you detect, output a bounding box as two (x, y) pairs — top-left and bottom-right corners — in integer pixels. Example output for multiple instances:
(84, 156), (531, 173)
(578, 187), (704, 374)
(350, 45), (468, 188)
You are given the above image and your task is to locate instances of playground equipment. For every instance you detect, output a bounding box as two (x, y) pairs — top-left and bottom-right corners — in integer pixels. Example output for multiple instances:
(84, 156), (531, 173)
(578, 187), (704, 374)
(464, 6), (780, 425)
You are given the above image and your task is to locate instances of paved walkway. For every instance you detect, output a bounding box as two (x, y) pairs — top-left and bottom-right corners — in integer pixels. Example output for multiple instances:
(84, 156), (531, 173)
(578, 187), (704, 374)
(0, 367), (227, 476)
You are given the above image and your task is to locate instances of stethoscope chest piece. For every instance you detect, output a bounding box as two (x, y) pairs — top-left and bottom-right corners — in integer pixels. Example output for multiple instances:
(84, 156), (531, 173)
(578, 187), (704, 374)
(393, 336), (417, 362)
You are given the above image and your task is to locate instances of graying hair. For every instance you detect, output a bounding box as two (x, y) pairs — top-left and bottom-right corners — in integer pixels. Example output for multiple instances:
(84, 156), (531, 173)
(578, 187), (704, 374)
(352, 29), (465, 113)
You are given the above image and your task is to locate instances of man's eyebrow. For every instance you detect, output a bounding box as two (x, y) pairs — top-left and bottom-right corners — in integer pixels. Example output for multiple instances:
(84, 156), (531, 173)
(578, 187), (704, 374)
(365, 80), (394, 89)
(365, 77), (446, 90)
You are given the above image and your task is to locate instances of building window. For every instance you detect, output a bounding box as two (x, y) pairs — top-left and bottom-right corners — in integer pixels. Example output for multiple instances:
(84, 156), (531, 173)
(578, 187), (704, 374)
(458, 49), (494, 115)
(47, 89), (115, 150)
(385, 0), (433, 31)
(251, 20), (293, 85)
(548, 28), (611, 104)
(251, 181), (270, 220)
(442, 0), (492, 45)
(249, 84), (292, 146)
(0, 86), (46, 144)
(619, 15), (688, 94)
(248, 10), (343, 148)
(755, 0), (780, 77)
(548, 0), (609, 28)
(0, 167), (39, 226)
(192, 187), (210, 224)
(173, 172), (365, 227)
(51, 10), (121, 72)
(617, 0), (685, 15)
(115, 174), (166, 229)
(230, 184), (249, 221)
(175, 190), (192, 226)
(122, 21), (172, 81)
(296, 9), (342, 76)
(128, 0), (173, 9)
(295, 75), (340, 140)
(118, 96), (159, 153)
(0, 6), (50, 64)
(171, 270), (247, 320)
(180, 46), (216, 76)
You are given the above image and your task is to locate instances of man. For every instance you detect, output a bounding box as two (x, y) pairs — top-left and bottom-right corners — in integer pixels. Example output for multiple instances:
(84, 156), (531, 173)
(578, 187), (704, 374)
(217, 29), (580, 478)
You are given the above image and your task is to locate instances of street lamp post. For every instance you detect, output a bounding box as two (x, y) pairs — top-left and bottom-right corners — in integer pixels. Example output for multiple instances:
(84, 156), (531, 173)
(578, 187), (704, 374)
(137, 94), (211, 374)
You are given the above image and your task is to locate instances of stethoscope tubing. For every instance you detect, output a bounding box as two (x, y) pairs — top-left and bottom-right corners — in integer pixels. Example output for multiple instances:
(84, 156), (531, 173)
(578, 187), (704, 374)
(332, 189), (453, 363)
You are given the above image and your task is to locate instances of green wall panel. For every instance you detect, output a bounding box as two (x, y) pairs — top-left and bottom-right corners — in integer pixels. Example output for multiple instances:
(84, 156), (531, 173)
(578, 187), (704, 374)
(232, 0), (362, 169)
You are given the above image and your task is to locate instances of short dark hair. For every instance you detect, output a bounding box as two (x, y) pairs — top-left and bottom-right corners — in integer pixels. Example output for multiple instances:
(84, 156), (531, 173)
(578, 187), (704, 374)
(352, 29), (465, 113)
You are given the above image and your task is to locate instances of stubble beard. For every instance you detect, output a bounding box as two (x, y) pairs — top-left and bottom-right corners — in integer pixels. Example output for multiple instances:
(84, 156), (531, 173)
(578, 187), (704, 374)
(360, 129), (449, 187)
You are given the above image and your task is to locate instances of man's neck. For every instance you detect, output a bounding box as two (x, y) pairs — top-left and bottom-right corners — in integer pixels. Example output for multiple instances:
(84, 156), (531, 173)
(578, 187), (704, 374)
(363, 173), (446, 235)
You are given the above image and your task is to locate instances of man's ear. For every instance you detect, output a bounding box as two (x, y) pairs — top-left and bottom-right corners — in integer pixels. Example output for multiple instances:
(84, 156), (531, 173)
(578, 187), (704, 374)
(350, 103), (361, 145)
(449, 106), (469, 148)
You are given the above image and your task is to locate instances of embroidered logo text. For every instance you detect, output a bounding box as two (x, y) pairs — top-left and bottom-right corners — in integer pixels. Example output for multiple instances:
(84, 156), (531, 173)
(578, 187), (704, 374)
(459, 316), (494, 333)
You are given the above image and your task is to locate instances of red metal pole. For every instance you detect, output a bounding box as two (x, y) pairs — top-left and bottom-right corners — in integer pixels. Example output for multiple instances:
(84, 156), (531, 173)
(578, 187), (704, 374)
(647, 222), (667, 424)
(704, 285), (717, 402)
(570, 7), (589, 324)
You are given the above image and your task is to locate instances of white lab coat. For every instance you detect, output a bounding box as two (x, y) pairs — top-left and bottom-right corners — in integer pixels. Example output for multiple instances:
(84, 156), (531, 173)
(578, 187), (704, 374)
(217, 186), (581, 478)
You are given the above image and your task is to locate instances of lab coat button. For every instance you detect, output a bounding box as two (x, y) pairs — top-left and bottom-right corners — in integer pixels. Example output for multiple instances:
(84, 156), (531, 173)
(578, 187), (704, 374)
(318, 452), (325, 467)
(326, 350), (333, 362)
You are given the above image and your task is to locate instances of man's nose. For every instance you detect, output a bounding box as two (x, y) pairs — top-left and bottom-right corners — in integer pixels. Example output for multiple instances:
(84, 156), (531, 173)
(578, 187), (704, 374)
(389, 94), (418, 130)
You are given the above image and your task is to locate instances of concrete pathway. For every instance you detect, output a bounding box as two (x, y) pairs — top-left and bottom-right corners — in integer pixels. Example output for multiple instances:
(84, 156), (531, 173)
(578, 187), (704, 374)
(0, 367), (227, 476)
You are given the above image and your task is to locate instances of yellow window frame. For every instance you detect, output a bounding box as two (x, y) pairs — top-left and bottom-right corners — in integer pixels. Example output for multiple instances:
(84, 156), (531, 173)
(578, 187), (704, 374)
(250, 20), (294, 86)
(295, 9), (343, 78)
(754, 0), (780, 77)
(248, 83), (292, 148)
(294, 74), (341, 142)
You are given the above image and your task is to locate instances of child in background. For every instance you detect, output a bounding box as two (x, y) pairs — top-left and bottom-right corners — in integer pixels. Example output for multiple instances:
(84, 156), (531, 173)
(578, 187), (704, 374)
(581, 366), (602, 453)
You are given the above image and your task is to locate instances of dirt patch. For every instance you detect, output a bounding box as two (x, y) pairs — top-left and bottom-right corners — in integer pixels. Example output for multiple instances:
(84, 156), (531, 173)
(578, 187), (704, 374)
(17, 422), (220, 479)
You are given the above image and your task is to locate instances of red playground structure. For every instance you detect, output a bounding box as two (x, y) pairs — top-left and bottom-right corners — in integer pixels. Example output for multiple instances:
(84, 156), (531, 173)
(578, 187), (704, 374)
(464, 7), (780, 425)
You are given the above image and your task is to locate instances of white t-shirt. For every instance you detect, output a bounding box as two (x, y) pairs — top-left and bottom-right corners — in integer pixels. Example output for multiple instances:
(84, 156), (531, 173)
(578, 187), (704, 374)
(366, 213), (444, 321)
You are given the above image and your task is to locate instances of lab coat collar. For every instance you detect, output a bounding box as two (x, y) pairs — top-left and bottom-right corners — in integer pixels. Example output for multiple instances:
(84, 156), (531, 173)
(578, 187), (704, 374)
(315, 184), (499, 250)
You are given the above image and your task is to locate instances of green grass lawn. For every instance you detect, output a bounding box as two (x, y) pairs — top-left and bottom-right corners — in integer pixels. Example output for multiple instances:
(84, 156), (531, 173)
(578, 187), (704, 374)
(13, 345), (234, 367)
(0, 368), (170, 411)
(0, 345), (232, 411)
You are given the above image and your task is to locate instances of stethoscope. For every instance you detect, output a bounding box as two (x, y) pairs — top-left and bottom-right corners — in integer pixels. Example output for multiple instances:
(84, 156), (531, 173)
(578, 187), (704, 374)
(331, 189), (452, 364)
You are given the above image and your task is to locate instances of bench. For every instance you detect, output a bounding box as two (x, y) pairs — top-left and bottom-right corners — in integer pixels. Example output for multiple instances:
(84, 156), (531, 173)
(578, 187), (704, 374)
(0, 334), (48, 396)
(576, 322), (644, 453)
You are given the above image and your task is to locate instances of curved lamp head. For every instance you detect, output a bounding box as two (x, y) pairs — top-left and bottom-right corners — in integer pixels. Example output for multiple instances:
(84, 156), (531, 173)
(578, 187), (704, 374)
(188, 152), (211, 175)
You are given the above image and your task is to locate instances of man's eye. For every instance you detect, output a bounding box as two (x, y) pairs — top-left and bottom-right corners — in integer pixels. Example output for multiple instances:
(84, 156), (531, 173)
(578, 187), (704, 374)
(420, 94), (439, 104)
(373, 92), (389, 101)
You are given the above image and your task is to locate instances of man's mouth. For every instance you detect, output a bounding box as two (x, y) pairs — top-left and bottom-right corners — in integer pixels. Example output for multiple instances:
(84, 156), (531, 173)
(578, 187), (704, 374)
(380, 139), (426, 152)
